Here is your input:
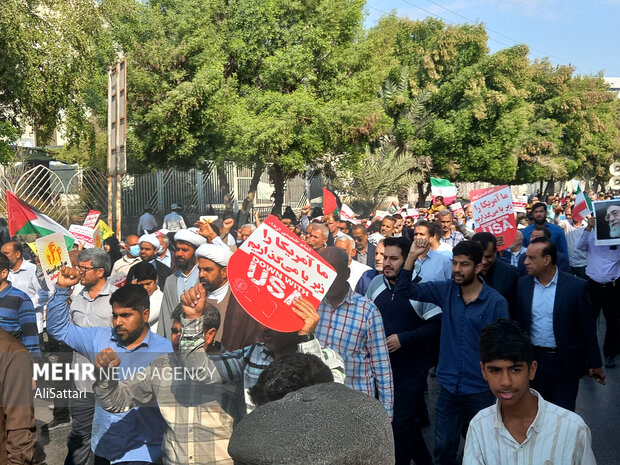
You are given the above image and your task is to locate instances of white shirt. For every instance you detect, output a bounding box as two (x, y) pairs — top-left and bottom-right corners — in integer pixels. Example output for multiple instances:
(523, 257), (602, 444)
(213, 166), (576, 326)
(464, 389), (596, 465)
(435, 242), (453, 259)
(148, 288), (164, 333)
(208, 282), (230, 304)
(347, 259), (371, 291)
(111, 255), (141, 277)
(8, 259), (47, 332)
(368, 232), (385, 246)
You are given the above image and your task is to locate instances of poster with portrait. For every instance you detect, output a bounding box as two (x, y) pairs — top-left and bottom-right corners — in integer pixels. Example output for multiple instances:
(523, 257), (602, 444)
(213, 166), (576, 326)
(228, 215), (337, 332)
(593, 199), (620, 246)
(36, 232), (71, 291)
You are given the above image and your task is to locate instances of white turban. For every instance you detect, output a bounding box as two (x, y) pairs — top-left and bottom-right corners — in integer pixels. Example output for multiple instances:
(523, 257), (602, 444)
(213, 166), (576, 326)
(174, 229), (207, 248)
(195, 243), (233, 267)
(139, 233), (161, 250)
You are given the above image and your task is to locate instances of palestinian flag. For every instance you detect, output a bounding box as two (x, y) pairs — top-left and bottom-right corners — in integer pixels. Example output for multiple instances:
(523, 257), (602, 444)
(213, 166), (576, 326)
(323, 187), (342, 217)
(572, 185), (592, 223)
(430, 177), (457, 205)
(387, 201), (398, 214)
(6, 191), (75, 249)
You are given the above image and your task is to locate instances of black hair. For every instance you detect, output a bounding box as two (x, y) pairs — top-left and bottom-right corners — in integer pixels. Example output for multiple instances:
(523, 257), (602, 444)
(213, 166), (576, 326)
(351, 224), (367, 234)
(382, 216), (395, 224)
(452, 241), (483, 266)
(530, 237), (557, 265)
(368, 219), (383, 234)
(392, 213), (402, 220)
(532, 225), (551, 239)
(428, 222), (442, 240)
(131, 260), (158, 282)
(383, 236), (411, 260)
(414, 220), (431, 233)
(0, 253), (9, 272)
(171, 304), (183, 324)
(472, 232), (497, 252)
(310, 206), (323, 219)
(531, 202), (547, 212)
(479, 319), (534, 366)
(104, 235), (122, 265)
(109, 284), (150, 314)
(5, 241), (23, 256)
(248, 353), (333, 407)
(202, 303), (221, 334)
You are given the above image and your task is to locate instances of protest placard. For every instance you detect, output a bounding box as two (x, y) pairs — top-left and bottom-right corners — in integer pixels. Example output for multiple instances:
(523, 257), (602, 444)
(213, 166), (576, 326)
(36, 232), (71, 291)
(470, 185), (516, 251)
(513, 195), (528, 213)
(69, 224), (96, 248)
(449, 202), (464, 217)
(406, 208), (420, 221)
(95, 220), (115, 240)
(593, 199), (620, 246)
(83, 210), (101, 228)
(228, 215), (337, 332)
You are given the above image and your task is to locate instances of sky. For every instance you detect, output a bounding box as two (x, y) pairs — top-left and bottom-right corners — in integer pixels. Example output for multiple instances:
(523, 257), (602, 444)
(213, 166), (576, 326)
(364, 0), (620, 76)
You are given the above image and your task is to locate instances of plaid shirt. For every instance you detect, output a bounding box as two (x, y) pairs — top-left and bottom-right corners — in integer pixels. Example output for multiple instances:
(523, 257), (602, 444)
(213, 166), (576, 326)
(180, 317), (346, 413)
(440, 230), (465, 247)
(315, 290), (394, 419)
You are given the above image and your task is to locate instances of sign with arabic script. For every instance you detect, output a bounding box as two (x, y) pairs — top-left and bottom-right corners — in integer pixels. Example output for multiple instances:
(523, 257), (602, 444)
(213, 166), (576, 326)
(470, 186), (517, 251)
(36, 232), (71, 291)
(228, 215), (338, 332)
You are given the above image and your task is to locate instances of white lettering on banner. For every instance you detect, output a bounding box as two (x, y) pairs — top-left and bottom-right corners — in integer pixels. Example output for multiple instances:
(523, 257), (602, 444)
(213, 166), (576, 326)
(470, 185), (517, 251)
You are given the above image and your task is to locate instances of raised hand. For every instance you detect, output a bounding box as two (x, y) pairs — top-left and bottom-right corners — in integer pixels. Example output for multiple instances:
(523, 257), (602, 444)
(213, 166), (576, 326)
(57, 266), (81, 288)
(180, 283), (207, 319)
(94, 347), (121, 370)
(195, 220), (217, 241)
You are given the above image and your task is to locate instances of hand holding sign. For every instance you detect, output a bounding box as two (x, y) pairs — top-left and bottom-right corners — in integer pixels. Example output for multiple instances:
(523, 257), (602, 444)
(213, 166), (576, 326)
(180, 284), (207, 320)
(291, 298), (320, 336)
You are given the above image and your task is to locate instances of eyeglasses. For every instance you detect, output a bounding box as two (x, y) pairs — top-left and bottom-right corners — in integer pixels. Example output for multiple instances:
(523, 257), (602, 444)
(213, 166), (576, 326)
(78, 265), (96, 274)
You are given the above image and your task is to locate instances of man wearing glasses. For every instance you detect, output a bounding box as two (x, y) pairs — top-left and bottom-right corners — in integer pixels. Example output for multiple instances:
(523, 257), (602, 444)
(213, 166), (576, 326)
(55, 248), (117, 464)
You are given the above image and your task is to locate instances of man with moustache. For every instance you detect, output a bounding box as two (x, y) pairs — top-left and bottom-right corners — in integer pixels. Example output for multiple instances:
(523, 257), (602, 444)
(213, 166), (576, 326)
(352, 224), (376, 269)
(157, 229), (206, 339)
(522, 202), (568, 256)
(395, 240), (509, 465)
(305, 223), (329, 252)
(126, 233), (172, 287)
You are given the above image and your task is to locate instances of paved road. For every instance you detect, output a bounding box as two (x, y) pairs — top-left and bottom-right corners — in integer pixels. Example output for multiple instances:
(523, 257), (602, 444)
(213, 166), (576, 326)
(34, 319), (620, 464)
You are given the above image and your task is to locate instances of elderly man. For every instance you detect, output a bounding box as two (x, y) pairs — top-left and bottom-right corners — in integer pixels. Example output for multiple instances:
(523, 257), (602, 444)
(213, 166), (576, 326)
(604, 204), (620, 238)
(237, 223), (257, 245)
(352, 224), (375, 269)
(111, 234), (140, 278)
(305, 223), (328, 252)
(195, 243), (262, 350)
(126, 233), (172, 287)
(437, 210), (464, 247)
(157, 229), (206, 339)
(334, 235), (371, 293)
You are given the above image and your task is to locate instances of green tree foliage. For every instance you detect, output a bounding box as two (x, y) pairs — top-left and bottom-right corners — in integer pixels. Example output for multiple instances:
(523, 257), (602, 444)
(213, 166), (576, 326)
(0, 0), (112, 162)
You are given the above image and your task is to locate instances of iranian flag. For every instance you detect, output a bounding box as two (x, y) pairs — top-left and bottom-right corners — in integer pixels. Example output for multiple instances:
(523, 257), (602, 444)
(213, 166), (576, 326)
(572, 185), (592, 223)
(6, 191), (75, 249)
(430, 177), (457, 205)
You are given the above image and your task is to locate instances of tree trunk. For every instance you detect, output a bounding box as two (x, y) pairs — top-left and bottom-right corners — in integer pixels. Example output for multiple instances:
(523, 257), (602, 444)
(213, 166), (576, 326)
(397, 187), (409, 207)
(270, 163), (285, 214)
(415, 181), (430, 208)
(216, 164), (234, 211)
(238, 162), (264, 225)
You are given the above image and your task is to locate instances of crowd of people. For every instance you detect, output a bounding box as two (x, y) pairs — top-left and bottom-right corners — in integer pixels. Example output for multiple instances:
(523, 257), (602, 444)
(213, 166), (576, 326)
(0, 188), (618, 465)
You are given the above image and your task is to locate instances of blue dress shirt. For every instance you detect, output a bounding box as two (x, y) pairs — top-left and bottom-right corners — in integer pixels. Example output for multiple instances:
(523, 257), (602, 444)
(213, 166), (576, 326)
(394, 270), (509, 394)
(47, 286), (172, 463)
(530, 268), (558, 348)
(522, 222), (568, 257)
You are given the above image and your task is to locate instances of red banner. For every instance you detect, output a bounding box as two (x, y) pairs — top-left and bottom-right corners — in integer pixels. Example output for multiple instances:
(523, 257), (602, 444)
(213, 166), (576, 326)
(470, 186), (516, 251)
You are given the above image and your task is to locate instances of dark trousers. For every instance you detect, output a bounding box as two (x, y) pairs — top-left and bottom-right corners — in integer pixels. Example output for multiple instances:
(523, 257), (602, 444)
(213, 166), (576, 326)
(570, 266), (587, 280)
(42, 333), (72, 421)
(65, 392), (95, 465)
(531, 349), (579, 411)
(586, 278), (620, 358)
(94, 458), (155, 465)
(433, 386), (495, 465)
(392, 371), (432, 465)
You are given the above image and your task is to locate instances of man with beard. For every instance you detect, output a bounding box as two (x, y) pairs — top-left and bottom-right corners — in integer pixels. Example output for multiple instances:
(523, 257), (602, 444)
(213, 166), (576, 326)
(47, 265), (171, 464)
(604, 204), (620, 238)
(395, 240), (509, 465)
(521, 202), (568, 257)
(195, 243), (262, 350)
(157, 229), (206, 339)
(126, 233), (172, 287)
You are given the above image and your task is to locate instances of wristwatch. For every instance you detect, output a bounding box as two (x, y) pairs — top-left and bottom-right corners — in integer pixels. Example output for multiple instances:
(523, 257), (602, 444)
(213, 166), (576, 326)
(297, 333), (315, 343)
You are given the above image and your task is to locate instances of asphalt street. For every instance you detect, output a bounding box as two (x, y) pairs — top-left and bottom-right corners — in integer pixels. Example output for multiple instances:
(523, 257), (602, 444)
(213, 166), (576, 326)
(34, 318), (620, 464)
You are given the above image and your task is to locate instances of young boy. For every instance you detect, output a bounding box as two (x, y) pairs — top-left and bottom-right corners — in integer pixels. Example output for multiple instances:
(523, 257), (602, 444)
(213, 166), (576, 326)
(463, 319), (596, 464)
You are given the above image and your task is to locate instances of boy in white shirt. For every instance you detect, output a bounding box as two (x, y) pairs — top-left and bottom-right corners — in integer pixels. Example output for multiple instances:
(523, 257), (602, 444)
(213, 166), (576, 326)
(464, 319), (596, 465)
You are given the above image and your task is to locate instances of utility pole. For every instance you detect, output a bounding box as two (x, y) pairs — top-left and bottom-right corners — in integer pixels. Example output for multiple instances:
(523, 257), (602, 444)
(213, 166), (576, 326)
(107, 58), (127, 239)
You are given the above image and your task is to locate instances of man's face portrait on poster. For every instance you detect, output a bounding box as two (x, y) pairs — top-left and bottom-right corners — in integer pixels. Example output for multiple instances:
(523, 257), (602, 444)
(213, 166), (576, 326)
(594, 199), (620, 245)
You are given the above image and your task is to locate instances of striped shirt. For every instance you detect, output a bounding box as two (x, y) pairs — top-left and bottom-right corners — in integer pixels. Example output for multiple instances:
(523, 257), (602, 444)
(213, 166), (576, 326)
(0, 283), (40, 357)
(315, 290), (394, 419)
(463, 389), (596, 465)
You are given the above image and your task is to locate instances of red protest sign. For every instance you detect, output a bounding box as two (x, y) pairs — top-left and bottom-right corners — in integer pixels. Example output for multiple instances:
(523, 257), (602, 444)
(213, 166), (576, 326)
(228, 215), (337, 332)
(83, 210), (101, 228)
(470, 186), (516, 251)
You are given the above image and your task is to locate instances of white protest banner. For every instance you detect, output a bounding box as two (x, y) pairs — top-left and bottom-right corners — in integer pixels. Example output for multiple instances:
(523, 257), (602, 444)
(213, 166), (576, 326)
(69, 224), (96, 248)
(449, 202), (464, 217)
(406, 208), (420, 221)
(36, 232), (71, 291)
(228, 215), (337, 332)
(470, 185), (517, 251)
(513, 195), (528, 213)
(83, 210), (101, 228)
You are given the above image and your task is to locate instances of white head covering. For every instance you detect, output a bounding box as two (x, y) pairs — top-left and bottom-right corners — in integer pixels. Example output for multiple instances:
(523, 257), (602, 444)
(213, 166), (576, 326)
(139, 233), (161, 250)
(174, 229), (207, 248)
(195, 243), (233, 267)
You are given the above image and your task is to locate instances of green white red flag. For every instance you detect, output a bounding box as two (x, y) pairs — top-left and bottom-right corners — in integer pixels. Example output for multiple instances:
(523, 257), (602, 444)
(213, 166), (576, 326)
(572, 185), (592, 223)
(430, 177), (457, 205)
(6, 190), (75, 249)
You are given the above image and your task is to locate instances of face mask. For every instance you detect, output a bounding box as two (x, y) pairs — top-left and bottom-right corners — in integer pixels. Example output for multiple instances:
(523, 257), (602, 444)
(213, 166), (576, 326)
(129, 245), (141, 257)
